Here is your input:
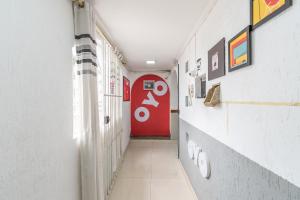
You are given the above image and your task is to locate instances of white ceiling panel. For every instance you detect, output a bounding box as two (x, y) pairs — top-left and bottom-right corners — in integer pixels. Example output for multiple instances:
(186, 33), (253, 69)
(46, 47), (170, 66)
(95, 0), (209, 71)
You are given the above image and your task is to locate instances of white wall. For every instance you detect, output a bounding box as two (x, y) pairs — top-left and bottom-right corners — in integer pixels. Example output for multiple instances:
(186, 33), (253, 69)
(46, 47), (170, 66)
(122, 67), (131, 153)
(169, 69), (179, 140)
(178, 0), (300, 187)
(169, 69), (179, 110)
(0, 0), (80, 199)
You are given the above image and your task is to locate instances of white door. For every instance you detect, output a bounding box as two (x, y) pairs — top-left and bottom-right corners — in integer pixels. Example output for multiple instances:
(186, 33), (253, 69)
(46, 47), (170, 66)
(96, 31), (123, 197)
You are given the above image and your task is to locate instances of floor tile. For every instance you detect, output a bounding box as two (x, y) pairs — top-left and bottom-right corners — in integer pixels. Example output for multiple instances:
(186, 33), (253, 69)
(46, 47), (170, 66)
(151, 179), (196, 200)
(109, 139), (198, 200)
(151, 158), (185, 180)
(118, 156), (151, 179)
(109, 179), (150, 200)
(130, 140), (153, 148)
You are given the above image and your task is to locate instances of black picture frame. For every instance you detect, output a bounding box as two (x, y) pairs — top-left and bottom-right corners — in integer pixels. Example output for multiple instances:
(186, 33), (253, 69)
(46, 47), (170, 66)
(228, 26), (252, 72)
(251, 0), (293, 30)
(208, 38), (226, 81)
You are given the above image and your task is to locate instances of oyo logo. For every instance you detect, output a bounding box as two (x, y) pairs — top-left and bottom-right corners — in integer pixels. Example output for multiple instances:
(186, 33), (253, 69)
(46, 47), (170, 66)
(134, 80), (168, 123)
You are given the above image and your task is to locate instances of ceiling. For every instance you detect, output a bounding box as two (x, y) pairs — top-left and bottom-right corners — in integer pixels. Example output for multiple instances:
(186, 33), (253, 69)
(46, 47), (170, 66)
(95, 0), (209, 71)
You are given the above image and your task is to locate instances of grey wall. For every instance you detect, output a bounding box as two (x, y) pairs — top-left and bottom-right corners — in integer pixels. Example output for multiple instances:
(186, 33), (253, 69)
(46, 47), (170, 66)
(0, 0), (80, 199)
(171, 113), (179, 140)
(180, 119), (300, 200)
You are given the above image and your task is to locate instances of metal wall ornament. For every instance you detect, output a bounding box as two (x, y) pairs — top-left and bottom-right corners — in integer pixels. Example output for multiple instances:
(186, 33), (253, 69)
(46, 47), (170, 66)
(251, 0), (293, 30)
(204, 84), (221, 107)
(208, 38), (226, 81)
(228, 26), (252, 72)
(189, 58), (202, 78)
(196, 58), (202, 70)
(188, 83), (195, 106)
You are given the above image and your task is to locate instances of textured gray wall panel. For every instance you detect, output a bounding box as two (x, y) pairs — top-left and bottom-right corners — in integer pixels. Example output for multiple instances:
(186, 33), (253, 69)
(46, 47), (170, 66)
(180, 119), (300, 200)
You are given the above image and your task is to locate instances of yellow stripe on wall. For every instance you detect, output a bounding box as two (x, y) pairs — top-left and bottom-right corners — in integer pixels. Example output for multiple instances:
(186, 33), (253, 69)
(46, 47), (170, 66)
(222, 101), (300, 107)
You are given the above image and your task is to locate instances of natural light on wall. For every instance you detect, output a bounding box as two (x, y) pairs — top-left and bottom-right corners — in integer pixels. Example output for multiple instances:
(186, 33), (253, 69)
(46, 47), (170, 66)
(72, 46), (81, 141)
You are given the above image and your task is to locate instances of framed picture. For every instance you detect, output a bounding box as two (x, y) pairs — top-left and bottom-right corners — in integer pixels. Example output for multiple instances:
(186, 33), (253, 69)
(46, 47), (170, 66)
(188, 83), (195, 101)
(185, 96), (189, 107)
(143, 80), (155, 90)
(185, 61), (189, 73)
(196, 58), (202, 70)
(251, 0), (293, 30)
(123, 76), (130, 101)
(195, 74), (206, 99)
(208, 38), (225, 81)
(228, 26), (252, 72)
(185, 96), (192, 107)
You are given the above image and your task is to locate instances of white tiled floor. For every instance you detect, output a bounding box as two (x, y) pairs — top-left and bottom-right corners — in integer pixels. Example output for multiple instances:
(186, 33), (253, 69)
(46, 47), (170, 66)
(109, 140), (198, 200)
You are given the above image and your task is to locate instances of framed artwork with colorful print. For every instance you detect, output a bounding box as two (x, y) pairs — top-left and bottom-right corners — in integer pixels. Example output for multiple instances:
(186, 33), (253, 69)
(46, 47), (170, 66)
(228, 26), (252, 72)
(251, 0), (293, 30)
(123, 76), (130, 101)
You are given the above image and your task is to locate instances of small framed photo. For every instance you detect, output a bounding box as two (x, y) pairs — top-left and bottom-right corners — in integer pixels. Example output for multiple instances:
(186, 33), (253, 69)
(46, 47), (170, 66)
(195, 75), (206, 99)
(185, 96), (189, 107)
(185, 61), (189, 73)
(185, 96), (192, 107)
(208, 38), (226, 81)
(251, 0), (293, 30)
(143, 80), (155, 90)
(228, 26), (252, 72)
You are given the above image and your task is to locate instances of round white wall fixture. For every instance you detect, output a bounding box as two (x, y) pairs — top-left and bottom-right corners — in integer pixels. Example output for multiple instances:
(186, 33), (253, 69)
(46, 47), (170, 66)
(198, 152), (211, 179)
(193, 146), (201, 166)
(187, 140), (196, 160)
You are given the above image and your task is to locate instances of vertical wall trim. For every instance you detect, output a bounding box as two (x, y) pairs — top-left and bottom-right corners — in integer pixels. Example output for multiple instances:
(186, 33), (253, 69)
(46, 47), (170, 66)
(177, 63), (180, 158)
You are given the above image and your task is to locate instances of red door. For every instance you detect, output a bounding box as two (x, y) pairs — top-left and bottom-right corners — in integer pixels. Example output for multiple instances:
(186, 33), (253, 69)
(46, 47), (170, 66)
(131, 74), (170, 137)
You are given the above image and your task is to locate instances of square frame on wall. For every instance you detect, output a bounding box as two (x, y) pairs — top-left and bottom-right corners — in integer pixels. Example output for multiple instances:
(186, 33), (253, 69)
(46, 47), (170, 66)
(185, 61), (189, 73)
(143, 80), (155, 90)
(123, 76), (130, 101)
(208, 38), (226, 81)
(228, 26), (252, 72)
(251, 0), (293, 30)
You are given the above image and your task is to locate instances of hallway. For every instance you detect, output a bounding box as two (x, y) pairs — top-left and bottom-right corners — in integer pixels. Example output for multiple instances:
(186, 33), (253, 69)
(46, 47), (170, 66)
(109, 140), (197, 200)
(2, 0), (300, 199)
